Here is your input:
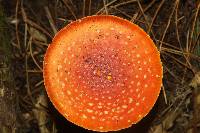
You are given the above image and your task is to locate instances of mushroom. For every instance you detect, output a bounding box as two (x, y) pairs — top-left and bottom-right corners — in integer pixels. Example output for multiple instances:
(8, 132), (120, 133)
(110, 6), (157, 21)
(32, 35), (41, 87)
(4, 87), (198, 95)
(43, 15), (162, 132)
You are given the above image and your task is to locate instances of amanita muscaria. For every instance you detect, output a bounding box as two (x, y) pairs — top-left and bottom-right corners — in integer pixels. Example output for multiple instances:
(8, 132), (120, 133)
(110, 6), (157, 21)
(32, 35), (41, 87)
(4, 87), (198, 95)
(43, 15), (162, 132)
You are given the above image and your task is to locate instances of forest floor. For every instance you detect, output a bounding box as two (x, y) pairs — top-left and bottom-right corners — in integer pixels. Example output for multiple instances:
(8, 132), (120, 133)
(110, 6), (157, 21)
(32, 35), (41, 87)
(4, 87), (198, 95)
(0, 0), (200, 133)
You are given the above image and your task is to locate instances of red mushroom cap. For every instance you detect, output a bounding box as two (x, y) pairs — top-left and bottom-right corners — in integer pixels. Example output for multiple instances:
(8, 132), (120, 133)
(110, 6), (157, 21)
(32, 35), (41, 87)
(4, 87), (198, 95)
(43, 15), (162, 132)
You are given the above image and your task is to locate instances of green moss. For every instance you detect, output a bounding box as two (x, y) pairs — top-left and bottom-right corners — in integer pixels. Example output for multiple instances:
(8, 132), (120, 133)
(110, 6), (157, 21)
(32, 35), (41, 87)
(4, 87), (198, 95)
(0, 8), (11, 58)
